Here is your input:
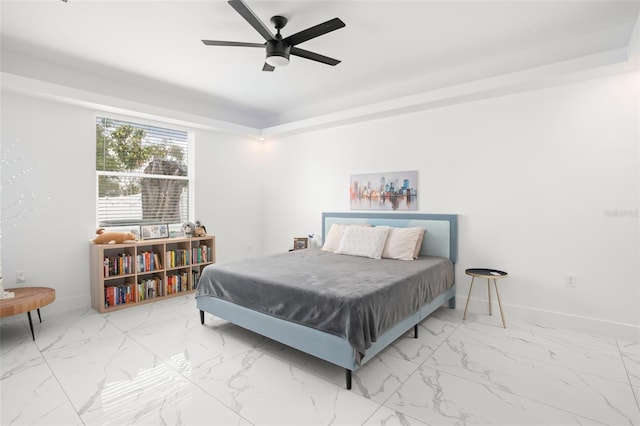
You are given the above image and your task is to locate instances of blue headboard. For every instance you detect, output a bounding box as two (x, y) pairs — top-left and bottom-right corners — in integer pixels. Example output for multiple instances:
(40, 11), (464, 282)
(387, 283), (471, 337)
(322, 212), (458, 263)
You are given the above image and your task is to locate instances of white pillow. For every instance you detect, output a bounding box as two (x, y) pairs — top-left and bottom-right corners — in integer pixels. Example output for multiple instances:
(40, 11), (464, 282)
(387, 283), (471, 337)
(413, 229), (426, 258)
(336, 226), (390, 259)
(382, 227), (425, 260)
(321, 224), (346, 253)
(321, 223), (372, 253)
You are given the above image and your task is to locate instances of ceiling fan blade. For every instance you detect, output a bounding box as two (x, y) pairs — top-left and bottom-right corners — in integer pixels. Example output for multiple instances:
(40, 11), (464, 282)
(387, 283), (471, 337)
(228, 0), (275, 42)
(284, 18), (345, 47)
(202, 40), (264, 48)
(262, 63), (275, 72)
(290, 47), (341, 66)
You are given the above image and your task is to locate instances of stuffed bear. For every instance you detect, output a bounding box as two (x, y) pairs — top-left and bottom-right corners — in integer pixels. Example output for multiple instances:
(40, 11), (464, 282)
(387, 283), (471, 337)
(93, 228), (136, 244)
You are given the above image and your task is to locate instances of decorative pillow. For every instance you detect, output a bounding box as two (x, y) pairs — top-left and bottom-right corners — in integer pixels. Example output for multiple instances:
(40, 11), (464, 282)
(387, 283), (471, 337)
(321, 224), (346, 253)
(413, 229), (426, 259)
(382, 227), (425, 260)
(336, 226), (390, 259)
(321, 223), (372, 253)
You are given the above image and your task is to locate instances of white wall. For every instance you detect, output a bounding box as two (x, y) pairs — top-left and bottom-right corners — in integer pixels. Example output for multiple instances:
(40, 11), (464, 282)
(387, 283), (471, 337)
(2, 70), (637, 339)
(0, 91), (263, 314)
(193, 131), (265, 261)
(261, 71), (639, 338)
(2, 92), (97, 312)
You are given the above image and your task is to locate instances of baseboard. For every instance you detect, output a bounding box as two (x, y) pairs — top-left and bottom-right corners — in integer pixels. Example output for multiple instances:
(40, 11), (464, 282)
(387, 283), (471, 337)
(457, 296), (640, 342)
(47, 294), (92, 316)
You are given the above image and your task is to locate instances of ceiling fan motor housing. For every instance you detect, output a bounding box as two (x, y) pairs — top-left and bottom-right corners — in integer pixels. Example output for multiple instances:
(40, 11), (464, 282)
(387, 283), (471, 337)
(266, 39), (291, 64)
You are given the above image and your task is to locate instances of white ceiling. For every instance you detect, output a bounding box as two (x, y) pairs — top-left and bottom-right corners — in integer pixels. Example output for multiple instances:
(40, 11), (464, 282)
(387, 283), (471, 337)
(1, 0), (639, 132)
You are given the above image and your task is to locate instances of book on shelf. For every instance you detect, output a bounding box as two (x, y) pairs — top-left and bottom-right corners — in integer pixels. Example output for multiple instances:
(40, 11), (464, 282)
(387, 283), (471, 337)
(166, 271), (189, 294)
(137, 276), (162, 301)
(191, 245), (212, 264)
(103, 253), (133, 277)
(166, 249), (188, 268)
(104, 283), (135, 308)
(192, 270), (202, 289)
(153, 252), (162, 269)
(137, 251), (161, 273)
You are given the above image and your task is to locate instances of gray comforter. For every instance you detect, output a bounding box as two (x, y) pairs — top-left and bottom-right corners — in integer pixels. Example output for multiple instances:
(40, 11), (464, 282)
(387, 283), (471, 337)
(196, 249), (454, 362)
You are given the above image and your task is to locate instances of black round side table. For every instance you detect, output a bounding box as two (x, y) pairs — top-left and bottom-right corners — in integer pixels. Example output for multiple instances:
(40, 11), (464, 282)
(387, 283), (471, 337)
(463, 268), (508, 328)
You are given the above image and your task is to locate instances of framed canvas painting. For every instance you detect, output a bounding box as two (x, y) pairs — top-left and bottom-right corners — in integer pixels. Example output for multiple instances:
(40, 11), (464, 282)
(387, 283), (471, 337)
(350, 170), (418, 211)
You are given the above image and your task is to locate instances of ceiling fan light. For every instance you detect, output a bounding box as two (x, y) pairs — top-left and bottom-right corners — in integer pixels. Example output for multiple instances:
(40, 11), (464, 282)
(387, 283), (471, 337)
(265, 39), (290, 68)
(266, 54), (289, 67)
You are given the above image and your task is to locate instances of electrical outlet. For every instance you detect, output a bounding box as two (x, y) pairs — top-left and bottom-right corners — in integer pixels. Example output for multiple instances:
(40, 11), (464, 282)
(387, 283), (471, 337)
(16, 271), (26, 283)
(565, 274), (577, 288)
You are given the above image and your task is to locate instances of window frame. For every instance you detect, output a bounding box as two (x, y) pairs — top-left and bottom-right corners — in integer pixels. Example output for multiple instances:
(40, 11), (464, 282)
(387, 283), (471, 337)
(95, 113), (195, 230)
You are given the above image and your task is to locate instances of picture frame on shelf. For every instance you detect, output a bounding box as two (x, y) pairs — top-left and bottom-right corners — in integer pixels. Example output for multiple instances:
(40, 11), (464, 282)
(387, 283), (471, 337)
(140, 224), (169, 240)
(293, 237), (309, 250)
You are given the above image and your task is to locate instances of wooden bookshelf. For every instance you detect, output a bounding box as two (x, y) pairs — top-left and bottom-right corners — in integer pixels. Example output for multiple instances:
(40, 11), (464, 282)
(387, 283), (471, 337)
(90, 236), (215, 313)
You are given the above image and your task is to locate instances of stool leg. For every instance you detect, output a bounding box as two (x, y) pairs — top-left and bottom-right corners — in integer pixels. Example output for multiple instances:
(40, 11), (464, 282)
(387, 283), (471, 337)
(37, 308), (42, 323)
(463, 277), (475, 320)
(494, 279), (506, 328)
(27, 311), (35, 341)
(487, 279), (492, 316)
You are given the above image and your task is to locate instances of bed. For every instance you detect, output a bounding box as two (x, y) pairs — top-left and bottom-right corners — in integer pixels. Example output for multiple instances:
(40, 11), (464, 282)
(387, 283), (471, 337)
(196, 212), (458, 389)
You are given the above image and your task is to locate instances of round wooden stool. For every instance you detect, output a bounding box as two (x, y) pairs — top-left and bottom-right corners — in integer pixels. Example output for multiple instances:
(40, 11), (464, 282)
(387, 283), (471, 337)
(0, 287), (55, 340)
(463, 268), (507, 328)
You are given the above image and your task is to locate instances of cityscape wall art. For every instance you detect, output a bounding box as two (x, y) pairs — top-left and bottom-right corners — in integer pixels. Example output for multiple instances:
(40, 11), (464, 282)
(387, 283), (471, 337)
(350, 170), (418, 211)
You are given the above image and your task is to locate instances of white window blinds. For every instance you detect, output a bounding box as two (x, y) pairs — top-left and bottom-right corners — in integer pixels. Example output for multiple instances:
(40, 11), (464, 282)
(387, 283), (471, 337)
(96, 116), (191, 228)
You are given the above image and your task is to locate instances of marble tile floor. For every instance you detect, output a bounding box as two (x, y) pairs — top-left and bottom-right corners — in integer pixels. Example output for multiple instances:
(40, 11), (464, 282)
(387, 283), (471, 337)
(1, 294), (638, 426)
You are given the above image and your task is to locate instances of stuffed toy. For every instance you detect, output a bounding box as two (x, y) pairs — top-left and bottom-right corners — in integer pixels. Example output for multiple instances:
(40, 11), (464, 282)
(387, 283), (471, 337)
(93, 228), (136, 244)
(194, 221), (207, 237)
(181, 222), (196, 237)
(182, 221), (207, 237)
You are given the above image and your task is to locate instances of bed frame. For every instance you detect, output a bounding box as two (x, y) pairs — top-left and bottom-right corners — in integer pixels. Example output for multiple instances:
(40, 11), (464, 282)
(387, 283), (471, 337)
(197, 212), (458, 389)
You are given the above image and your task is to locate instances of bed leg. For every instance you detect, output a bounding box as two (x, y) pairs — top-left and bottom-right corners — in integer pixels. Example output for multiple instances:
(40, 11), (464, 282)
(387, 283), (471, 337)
(345, 369), (352, 390)
(414, 324), (419, 338)
(448, 296), (456, 309)
(199, 310), (204, 325)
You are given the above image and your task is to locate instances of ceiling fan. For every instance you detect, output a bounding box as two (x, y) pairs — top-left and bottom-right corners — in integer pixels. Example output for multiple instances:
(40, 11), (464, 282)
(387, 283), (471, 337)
(201, 0), (345, 71)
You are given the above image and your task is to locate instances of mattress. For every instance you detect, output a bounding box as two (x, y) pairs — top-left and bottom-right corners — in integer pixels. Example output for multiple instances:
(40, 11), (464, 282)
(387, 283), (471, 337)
(196, 249), (454, 362)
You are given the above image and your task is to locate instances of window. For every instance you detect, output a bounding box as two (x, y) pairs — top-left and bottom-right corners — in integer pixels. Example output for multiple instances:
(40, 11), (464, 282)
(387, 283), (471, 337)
(96, 116), (192, 228)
